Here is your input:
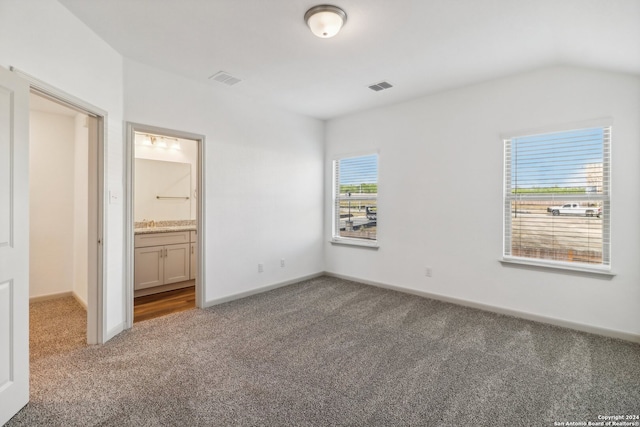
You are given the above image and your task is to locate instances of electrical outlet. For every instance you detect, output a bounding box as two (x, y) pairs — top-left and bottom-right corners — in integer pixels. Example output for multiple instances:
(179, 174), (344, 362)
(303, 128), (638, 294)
(425, 267), (432, 277)
(258, 263), (264, 273)
(280, 259), (285, 268)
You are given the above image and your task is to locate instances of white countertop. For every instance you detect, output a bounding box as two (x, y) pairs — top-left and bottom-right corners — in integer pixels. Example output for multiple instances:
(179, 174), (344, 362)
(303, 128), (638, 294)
(134, 225), (196, 235)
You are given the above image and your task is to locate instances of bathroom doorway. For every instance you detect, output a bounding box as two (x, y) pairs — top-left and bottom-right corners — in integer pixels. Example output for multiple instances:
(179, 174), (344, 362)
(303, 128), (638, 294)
(124, 123), (205, 327)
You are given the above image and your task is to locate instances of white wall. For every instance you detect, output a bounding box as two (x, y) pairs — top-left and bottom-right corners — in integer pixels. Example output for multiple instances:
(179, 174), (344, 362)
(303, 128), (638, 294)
(325, 66), (640, 339)
(124, 59), (325, 302)
(0, 0), (125, 338)
(29, 110), (89, 306)
(29, 111), (75, 298)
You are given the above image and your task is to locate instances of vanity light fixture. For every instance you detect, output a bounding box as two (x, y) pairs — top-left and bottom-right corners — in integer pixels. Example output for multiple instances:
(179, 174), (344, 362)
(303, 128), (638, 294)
(304, 5), (347, 38)
(155, 137), (168, 149)
(137, 133), (181, 150)
(141, 135), (153, 146)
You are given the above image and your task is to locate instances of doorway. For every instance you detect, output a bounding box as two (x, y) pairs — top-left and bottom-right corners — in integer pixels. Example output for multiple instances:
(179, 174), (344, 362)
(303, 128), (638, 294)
(14, 65), (108, 345)
(124, 123), (205, 328)
(26, 89), (104, 345)
(28, 93), (90, 352)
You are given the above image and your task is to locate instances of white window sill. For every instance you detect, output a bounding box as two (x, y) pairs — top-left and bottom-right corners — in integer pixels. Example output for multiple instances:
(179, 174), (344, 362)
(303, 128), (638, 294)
(330, 238), (379, 249)
(500, 256), (615, 277)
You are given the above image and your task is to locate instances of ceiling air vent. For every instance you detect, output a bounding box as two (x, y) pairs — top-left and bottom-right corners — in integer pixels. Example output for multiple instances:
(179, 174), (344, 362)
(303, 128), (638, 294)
(368, 81), (393, 92)
(208, 71), (242, 86)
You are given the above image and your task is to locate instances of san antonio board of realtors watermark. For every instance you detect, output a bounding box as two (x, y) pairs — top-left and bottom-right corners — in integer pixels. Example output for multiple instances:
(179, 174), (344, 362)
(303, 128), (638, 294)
(553, 414), (639, 426)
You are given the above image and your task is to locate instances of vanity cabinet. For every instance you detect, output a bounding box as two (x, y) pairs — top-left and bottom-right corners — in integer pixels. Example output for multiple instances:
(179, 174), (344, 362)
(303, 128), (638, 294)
(134, 231), (191, 290)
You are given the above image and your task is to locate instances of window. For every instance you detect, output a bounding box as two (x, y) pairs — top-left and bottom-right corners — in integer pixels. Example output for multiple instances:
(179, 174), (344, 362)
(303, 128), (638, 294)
(503, 126), (611, 269)
(333, 154), (378, 244)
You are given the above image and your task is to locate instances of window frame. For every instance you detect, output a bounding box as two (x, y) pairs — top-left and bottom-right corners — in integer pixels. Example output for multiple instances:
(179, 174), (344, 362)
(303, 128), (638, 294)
(501, 123), (612, 274)
(331, 152), (379, 248)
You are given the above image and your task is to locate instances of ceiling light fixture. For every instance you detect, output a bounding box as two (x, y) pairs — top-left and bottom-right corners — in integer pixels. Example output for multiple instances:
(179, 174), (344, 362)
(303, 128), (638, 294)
(304, 5), (347, 38)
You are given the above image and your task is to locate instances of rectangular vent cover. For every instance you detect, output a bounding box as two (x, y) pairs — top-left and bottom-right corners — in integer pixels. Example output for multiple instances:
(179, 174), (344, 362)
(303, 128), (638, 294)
(368, 81), (393, 92)
(209, 71), (242, 86)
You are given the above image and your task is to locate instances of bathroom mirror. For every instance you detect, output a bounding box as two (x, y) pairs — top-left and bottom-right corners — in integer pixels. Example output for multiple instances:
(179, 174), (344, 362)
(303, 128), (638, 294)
(134, 159), (192, 221)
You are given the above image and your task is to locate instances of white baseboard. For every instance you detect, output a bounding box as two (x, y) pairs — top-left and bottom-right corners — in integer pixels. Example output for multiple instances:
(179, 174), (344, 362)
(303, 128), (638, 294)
(324, 272), (640, 344)
(72, 291), (88, 310)
(200, 270), (639, 343)
(204, 272), (325, 308)
(29, 290), (88, 311)
(30, 291), (73, 303)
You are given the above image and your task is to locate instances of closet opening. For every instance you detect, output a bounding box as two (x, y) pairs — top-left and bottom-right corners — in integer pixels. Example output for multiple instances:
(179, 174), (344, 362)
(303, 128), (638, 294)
(28, 89), (104, 350)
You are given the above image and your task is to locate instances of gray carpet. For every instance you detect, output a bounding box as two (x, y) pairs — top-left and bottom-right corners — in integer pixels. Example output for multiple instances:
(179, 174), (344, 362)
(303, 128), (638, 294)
(28, 296), (87, 363)
(7, 276), (640, 426)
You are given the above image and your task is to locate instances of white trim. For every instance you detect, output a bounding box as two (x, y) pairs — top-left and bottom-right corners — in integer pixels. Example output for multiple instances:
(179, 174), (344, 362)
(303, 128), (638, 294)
(324, 272), (639, 343)
(72, 292), (88, 310)
(502, 123), (612, 271)
(196, 131), (206, 311)
(331, 152), (379, 245)
(177, 269), (636, 342)
(203, 272), (324, 308)
(124, 124), (134, 330)
(29, 291), (87, 310)
(10, 67), (106, 118)
(330, 238), (379, 249)
(29, 291), (74, 303)
(500, 257), (615, 277)
(124, 122), (206, 330)
(105, 322), (124, 341)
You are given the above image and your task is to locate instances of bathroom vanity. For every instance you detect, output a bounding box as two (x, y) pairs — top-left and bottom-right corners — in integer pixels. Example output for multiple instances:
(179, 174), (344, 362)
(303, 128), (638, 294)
(134, 225), (197, 296)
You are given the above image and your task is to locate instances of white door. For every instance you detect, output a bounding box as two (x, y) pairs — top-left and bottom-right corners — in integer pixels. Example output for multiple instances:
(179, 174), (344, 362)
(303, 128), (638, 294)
(0, 67), (30, 424)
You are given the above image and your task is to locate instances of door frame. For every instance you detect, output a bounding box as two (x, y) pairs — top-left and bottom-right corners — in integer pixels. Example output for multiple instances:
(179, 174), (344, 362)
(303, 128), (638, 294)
(124, 122), (205, 328)
(11, 67), (107, 345)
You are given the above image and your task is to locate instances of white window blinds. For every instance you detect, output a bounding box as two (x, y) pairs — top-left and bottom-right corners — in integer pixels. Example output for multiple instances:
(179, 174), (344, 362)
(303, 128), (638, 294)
(504, 127), (610, 266)
(334, 154), (378, 241)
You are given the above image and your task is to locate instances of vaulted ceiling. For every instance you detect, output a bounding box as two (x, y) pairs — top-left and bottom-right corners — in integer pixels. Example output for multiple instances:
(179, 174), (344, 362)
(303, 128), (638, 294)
(58, 0), (640, 120)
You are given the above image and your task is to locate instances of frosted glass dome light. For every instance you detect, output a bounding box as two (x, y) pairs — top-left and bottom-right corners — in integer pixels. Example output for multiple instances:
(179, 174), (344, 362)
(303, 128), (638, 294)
(305, 5), (347, 38)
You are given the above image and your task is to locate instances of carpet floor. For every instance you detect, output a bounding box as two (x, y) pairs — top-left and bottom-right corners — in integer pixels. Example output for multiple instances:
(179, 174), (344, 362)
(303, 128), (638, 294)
(29, 296), (87, 363)
(7, 276), (640, 426)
